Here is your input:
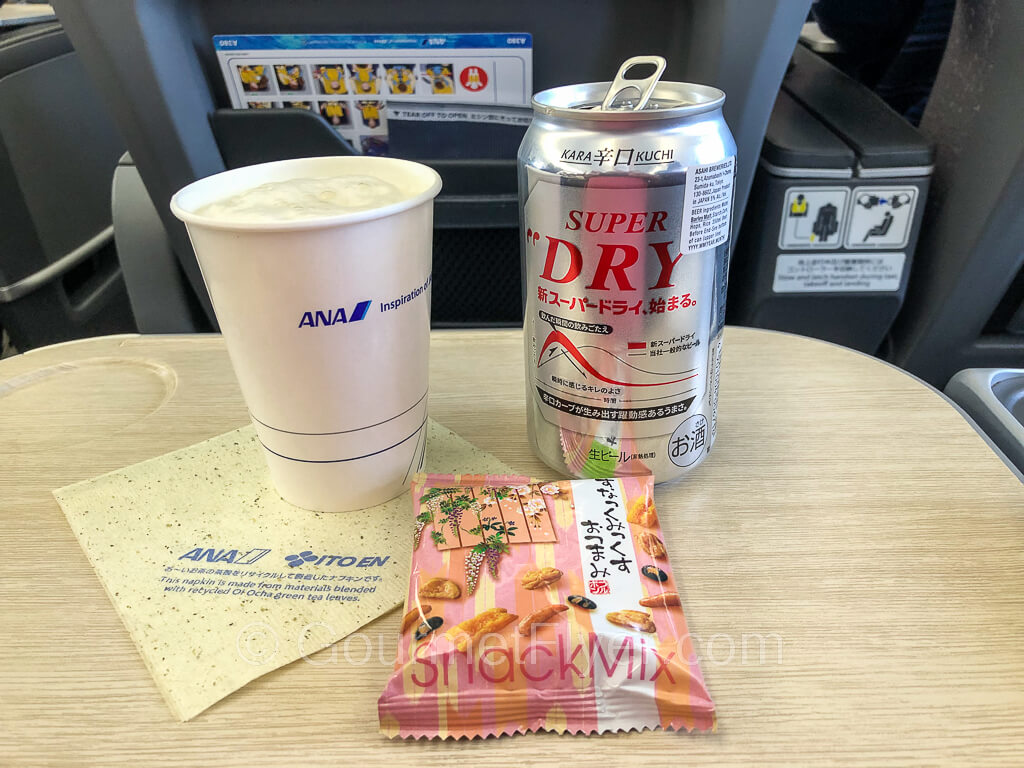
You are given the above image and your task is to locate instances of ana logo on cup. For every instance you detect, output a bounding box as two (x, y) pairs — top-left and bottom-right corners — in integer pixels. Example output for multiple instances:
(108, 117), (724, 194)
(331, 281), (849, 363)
(297, 300), (372, 329)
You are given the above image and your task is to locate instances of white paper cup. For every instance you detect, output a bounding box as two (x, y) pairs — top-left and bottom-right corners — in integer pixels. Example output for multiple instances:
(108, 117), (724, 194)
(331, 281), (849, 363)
(170, 156), (442, 511)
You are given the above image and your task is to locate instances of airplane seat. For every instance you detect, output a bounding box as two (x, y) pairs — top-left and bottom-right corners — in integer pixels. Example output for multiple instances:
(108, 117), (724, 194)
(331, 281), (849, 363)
(52, 0), (811, 330)
(0, 20), (135, 350)
(884, 0), (1024, 387)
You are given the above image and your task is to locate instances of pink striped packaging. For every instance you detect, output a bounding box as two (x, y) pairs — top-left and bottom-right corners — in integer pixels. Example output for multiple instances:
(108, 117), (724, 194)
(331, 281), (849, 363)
(378, 473), (715, 739)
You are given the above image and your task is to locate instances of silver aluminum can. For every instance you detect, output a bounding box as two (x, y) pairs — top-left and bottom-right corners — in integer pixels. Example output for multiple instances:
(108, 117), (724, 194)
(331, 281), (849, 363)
(518, 61), (736, 482)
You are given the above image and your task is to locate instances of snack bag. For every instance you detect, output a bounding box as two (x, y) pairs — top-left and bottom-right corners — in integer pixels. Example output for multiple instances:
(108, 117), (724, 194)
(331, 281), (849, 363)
(378, 473), (715, 738)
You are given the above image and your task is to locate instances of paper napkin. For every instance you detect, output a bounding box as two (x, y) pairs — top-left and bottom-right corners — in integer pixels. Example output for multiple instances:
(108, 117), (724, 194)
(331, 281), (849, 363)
(53, 420), (513, 720)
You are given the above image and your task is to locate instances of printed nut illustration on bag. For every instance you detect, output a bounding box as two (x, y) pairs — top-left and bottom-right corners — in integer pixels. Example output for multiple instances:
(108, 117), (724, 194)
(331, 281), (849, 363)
(378, 473), (715, 738)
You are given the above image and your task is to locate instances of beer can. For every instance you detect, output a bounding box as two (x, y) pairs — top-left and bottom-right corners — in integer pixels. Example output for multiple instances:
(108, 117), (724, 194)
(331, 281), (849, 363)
(518, 56), (737, 482)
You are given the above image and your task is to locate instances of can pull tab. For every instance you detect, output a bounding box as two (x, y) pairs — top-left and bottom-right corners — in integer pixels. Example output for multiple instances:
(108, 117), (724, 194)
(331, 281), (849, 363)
(601, 55), (667, 111)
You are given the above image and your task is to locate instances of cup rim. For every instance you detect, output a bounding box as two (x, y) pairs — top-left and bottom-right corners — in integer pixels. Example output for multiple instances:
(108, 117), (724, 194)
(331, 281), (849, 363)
(169, 155), (443, 232)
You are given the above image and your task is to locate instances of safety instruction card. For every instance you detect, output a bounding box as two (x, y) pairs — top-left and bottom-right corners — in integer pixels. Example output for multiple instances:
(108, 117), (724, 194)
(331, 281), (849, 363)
(773, 184), (920, 293)
(214, 33), (532, 155)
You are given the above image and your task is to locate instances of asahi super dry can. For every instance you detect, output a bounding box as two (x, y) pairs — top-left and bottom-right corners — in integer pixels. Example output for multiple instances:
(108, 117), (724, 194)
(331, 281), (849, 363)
(518, 56), (737, 482)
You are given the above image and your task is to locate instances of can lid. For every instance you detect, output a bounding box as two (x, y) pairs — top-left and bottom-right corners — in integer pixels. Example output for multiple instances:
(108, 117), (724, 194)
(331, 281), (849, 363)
(533, 55), (725, 122)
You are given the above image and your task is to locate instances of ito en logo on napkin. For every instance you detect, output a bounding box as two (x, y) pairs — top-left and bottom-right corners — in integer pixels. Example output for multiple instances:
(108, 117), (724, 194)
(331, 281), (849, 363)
(284, 550), (391, 568)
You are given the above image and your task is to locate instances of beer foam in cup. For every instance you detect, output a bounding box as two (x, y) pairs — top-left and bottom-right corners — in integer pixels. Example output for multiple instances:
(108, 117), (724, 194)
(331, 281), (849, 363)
(171, 156), (442, 232)
(196, 174), (408, 222)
